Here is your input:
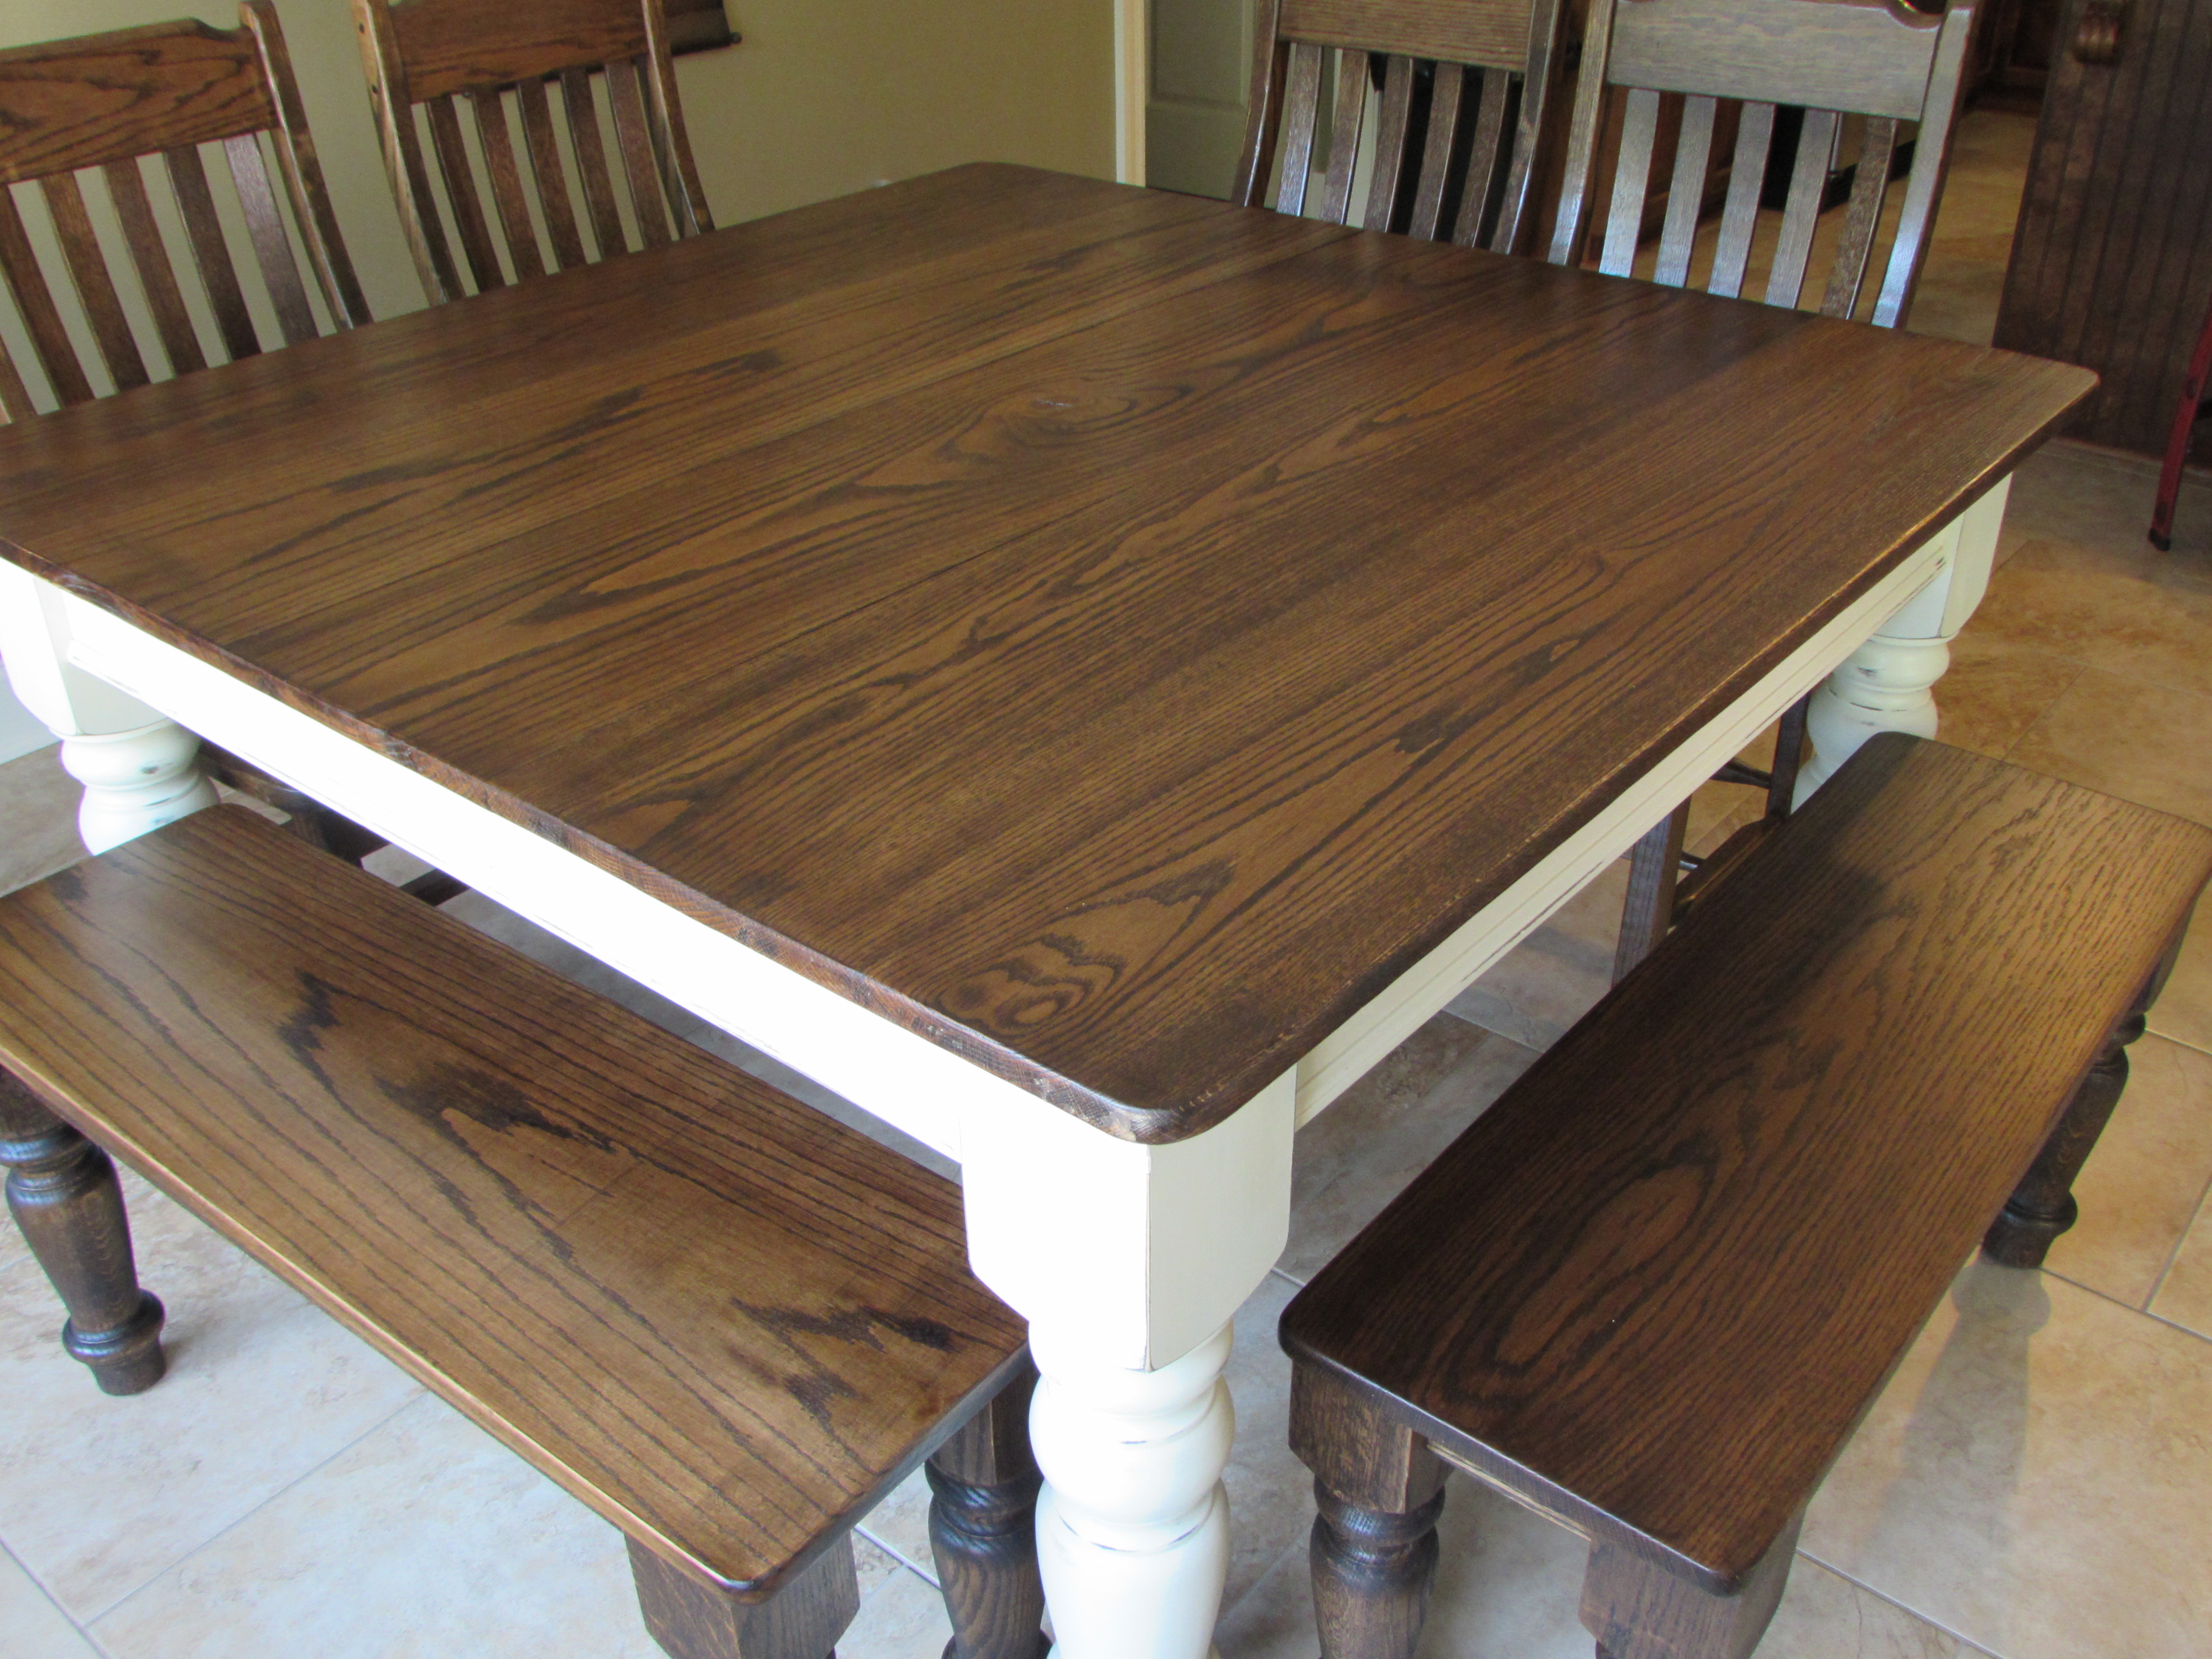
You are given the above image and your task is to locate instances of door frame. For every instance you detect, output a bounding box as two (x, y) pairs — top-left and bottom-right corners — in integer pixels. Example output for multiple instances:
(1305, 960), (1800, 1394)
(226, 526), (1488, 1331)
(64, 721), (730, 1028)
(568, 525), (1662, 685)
(1115, 0), (1147, 183)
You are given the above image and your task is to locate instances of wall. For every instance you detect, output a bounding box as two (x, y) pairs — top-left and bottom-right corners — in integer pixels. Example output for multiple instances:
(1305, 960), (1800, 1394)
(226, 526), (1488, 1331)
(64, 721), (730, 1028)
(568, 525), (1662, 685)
(0, 0), (1115, 757)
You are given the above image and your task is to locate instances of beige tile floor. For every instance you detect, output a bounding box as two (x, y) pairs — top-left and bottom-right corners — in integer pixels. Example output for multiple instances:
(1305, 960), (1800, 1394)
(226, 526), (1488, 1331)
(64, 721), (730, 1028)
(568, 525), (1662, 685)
(4, 106), (2211, 1659)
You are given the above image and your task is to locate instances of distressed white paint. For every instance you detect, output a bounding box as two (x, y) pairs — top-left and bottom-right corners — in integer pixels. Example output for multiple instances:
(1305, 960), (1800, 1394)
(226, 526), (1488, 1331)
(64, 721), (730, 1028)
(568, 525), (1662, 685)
(1031, 1322), (1235, 1659)
(1797, 478), (2008, 799)
(0, 564), (216, 848)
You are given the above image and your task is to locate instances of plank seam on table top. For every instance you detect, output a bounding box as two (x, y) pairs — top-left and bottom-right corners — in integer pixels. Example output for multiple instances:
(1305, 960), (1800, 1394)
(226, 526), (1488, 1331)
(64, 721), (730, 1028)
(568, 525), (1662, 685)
(0, 166), (2096, 1142)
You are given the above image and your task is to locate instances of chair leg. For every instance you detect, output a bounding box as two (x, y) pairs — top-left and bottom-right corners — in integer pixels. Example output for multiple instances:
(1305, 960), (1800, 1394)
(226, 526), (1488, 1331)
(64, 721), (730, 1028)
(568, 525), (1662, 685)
(1984, 939), (2176, 1269)
(0, 1070), (165, 1395)
(1580, 1510), (1801, 1659)
(1288, 1364), (1448, 1659)
(1614, 802), (1691, 983)
(928, 1359), (1048, 1659)
(2150, 294), (2212, 551)
(629, 1534), (858, 1659)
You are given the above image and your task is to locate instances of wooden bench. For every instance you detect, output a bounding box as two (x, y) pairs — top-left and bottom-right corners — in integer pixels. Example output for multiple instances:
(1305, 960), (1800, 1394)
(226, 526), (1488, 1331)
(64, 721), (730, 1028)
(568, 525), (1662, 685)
(0, 805), (1043, 1659)
(1277, 734), (2212, 1659)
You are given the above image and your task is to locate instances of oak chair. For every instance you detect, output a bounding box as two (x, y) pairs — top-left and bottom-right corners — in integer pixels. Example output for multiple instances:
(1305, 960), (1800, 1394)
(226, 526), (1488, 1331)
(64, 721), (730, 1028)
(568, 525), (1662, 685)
(0, 5), (367, 422)
(1232, 0), (1566, 251)
(1280, 735), (2212, 1659)
(1545, 0), (1979, 975)
(352, 0), (713, 304)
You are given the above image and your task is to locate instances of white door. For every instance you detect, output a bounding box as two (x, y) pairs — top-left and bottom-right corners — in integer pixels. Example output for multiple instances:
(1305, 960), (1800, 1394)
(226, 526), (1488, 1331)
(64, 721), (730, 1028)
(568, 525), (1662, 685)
(1145, 0), (1258, 198)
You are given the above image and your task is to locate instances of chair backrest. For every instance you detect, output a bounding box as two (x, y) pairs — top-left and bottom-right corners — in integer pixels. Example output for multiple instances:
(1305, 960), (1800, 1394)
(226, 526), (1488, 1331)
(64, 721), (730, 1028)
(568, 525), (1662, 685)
(0, 4), (368, 423)
(1550, 0), (1976, 326)
(353, 0), (712, 305)
(1233, 0), (1566, 252)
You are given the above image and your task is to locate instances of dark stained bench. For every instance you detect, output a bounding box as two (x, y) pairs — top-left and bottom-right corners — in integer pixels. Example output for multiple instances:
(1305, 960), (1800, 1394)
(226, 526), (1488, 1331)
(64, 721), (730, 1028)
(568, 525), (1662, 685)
(0, 806), (1044, 1659)
(1279, 734), (2212, 1659)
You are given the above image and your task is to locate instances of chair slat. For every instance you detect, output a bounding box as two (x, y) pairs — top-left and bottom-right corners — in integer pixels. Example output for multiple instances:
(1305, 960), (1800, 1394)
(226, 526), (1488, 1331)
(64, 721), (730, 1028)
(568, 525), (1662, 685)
(1600, 87), (1662, 276)
(1870, 2), (1975, 329)
(0, 187), (96, 404)
(1707, 100), (1774, 301)
(1408, 64), (1464, 240)
(224, 134), (319, 346)
(1454, 67), (1511, 247)
(0, 338), (32, 422)
(468, 88), (545, 281)
(1822, 117), (1897, 319)
(1765, 107), (1839, 309)
(102, 160), (206, 375)
(241, 0), (369, 330)
(1274, 42), (1326, 216)
(41, 173), (150, 393)
(1362, 55), (1416, 232)
(638, 0), (710, 237)
(164, 145), (260, 362)
(1318, 49), (1370, 224)
(516, 76), (586, 269)
(427, 96), (504, 290)
(606, 60), (671, 248)
(1653, 95), (1717, 288)
(559, 68), (627, 258)
(1547, 0), (1621, 265)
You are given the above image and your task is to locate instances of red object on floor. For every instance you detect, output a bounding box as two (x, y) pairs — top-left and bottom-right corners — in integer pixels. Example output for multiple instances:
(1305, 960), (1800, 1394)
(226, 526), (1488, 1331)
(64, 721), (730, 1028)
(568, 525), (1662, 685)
(2151, 289), (2212, 550)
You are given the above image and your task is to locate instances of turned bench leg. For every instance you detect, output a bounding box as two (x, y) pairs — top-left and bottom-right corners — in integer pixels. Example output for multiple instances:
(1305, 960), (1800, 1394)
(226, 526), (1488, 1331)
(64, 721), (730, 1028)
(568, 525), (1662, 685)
(1288, 1365), (1449, 1658)
(0, 1068), (165, 1395)
(630, 1534), (858, 1659)
(928, 1360), (1048, 1659)
(1580, 1511), (1801, 1659)
(1984, 941), (2178, 1269)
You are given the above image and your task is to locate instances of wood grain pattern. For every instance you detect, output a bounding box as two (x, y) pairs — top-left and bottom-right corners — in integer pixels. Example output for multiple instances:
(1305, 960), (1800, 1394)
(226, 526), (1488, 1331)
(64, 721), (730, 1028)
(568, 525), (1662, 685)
(1282, 736), (2212, 1588)
(0, 806), (1029, 1597)
(353, 0), (710, 301)
(0, 6), (362, 418)
(0, 166), (2090, 1144)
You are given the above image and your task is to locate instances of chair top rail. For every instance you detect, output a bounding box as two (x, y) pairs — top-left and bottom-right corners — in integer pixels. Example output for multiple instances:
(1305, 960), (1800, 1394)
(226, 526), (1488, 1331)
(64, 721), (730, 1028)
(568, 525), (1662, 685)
(1606, 0), (1945, 121)
(377, 0), (654, 102)
(0, 19), (278, 184)
(1276, 0), (1542, 67)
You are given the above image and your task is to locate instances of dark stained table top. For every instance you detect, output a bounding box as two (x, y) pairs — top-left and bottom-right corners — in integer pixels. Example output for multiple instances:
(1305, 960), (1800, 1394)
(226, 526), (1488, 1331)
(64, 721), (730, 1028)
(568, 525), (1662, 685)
(0, 164), (2093, 1142)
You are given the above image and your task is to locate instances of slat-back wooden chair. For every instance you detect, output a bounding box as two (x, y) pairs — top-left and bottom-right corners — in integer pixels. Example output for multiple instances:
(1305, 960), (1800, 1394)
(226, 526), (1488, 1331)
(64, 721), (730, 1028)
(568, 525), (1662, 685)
(1551, 0), (1977, 324)
(1233, 0), (1566, 252)
(0, 4), (367, 422)
(353, 0), (713, 305)
(1547, 0), (1978, 978)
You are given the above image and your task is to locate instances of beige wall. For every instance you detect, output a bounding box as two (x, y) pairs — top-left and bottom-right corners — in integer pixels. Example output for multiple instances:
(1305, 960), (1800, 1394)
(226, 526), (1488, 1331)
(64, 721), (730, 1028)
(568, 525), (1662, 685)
(0, 0), (1117, 321)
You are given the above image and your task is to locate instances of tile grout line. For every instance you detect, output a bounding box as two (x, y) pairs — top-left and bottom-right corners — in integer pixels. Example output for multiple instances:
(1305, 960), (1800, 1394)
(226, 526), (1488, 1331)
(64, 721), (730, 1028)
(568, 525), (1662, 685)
(76, 1384), (429, 1633)
(2142, 1164), (2212, 1312)
(2036, 1262), (2212, 1346)
(3, 1536), (111, 1659)
(854, 1524), (940, 1589)
(1796, 1547), (2004, 1658)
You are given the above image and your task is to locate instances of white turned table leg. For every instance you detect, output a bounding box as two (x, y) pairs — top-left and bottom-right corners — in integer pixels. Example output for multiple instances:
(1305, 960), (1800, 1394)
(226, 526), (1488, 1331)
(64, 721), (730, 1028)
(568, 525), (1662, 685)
(1, 565), (216, 852)
(1030, 1322), (1234, 1658)
(1796, 478), (2010, 801)
(959, 1069), (1296, 1658)
(61, 721), (219, 853)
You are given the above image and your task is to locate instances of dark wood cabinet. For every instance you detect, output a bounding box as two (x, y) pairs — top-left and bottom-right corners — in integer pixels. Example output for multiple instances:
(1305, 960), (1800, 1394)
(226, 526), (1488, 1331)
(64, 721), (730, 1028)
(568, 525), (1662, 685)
(1995, 0), (2212, 455)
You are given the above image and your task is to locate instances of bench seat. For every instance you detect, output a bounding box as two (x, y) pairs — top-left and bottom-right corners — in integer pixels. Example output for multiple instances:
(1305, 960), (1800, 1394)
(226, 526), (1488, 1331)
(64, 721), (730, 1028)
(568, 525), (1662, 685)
(0, 805), (1034, 1655)
(1279, 735), (2212, 1659)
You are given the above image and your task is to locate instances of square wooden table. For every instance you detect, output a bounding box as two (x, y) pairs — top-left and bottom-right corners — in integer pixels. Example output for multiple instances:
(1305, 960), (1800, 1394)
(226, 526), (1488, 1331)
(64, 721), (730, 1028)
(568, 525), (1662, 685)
(0, 164), (2088, 1656)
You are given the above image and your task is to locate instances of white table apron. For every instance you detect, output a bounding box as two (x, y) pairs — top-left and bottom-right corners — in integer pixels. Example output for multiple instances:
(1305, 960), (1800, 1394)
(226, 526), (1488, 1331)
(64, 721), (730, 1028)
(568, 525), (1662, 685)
(0, 478), (2007, 1658)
